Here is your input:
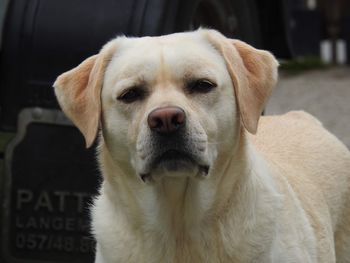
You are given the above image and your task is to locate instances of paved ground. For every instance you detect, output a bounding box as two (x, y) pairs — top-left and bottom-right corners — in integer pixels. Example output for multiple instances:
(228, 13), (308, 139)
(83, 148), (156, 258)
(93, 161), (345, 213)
(266, 67), (350, 148)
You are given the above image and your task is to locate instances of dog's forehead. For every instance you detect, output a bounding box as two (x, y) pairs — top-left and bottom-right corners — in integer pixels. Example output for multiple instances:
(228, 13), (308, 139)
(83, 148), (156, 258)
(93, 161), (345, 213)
(108, 32), (225, 81)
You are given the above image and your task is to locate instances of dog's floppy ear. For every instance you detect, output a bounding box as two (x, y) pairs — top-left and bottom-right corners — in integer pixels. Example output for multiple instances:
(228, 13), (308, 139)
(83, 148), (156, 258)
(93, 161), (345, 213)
(54, 41), (117, 147)
(205, 30), (279, 134)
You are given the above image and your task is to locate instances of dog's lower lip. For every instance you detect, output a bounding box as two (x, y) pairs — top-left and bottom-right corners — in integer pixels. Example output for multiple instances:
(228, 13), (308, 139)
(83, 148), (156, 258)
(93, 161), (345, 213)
(199, 165), (210, 176)
(140, 173), (150, 182)
(155, 149), (194, 164)
(146, 149), (197, 173)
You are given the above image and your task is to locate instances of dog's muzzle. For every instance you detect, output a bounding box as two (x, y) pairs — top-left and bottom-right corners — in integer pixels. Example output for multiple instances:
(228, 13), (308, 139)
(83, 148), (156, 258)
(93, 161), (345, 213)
(140, 106), (209, 182)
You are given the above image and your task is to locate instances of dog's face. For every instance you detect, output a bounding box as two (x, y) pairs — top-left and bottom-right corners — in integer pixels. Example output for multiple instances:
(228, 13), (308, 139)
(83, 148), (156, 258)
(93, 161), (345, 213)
(101, 33), (238, 181)
(54, 29), (278, 182)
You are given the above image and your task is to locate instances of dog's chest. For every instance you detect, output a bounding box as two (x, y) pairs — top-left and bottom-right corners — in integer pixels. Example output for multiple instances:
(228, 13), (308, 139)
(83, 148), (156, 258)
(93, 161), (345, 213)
(94, 210), (271, 263)
(98, 228), (230, 263)
(92, 181), (277, 263)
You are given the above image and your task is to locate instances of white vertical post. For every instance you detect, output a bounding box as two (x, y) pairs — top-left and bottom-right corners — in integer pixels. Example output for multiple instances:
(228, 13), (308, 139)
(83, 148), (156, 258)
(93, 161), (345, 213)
(336, 39), (347, 65)
(307, 0), (317, 10)
(320, 40), (332, 64)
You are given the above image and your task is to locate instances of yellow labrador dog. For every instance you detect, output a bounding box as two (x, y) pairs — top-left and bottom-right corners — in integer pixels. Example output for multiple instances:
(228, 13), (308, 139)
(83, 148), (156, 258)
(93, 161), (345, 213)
(54, 29), (350, 263)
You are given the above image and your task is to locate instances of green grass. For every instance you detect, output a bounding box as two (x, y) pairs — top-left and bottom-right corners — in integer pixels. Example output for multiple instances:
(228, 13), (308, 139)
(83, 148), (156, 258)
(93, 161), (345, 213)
(280, 56), (328, 73)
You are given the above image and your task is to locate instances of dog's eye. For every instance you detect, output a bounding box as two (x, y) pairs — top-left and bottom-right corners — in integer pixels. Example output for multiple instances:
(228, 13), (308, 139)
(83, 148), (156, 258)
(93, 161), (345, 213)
(188, 80), (216, 94)
(117, 87), (145, 103)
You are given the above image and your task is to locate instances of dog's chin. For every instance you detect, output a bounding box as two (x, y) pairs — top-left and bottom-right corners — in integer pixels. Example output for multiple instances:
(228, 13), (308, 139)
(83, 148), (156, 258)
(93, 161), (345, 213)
(140, 150), (210, 182)
(155, 159), (197, 174)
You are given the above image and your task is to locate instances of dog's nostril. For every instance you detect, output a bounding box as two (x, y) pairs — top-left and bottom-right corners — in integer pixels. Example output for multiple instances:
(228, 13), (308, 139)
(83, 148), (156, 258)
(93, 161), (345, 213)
(154, 118), (163, 129)
(172, 111), (185, 127)
(148, 106), (186, 134)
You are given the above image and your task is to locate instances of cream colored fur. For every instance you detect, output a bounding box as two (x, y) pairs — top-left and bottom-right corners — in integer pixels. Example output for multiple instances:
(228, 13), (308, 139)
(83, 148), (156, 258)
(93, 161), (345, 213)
(54, 29), (350, 263)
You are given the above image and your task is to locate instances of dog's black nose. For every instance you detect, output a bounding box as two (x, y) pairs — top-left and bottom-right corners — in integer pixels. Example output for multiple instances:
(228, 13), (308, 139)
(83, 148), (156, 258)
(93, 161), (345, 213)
(147, 106), (186, 134)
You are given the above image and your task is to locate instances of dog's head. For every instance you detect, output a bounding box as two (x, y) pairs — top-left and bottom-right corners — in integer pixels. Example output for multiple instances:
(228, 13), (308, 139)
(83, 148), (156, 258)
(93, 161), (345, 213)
(54, 29), (278, 182)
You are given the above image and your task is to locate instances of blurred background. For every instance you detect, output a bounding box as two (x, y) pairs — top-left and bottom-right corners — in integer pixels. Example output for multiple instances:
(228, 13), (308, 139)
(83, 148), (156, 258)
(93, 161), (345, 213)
(0, 0), (349, 262)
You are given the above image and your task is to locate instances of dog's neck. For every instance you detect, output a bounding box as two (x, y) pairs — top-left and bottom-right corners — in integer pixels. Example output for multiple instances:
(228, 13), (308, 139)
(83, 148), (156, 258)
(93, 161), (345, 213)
(96, 132), (281, 260)
(98, 131), (279, 225)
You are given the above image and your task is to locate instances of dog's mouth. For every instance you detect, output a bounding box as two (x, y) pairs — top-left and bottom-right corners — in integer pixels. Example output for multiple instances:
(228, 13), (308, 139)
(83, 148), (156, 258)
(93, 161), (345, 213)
(155, 149), (194, 168)
(140, 149), (209, 182)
